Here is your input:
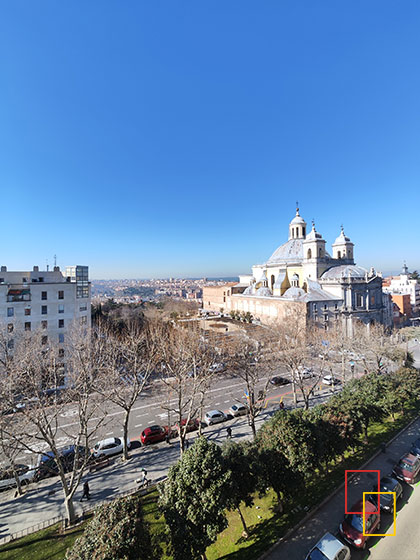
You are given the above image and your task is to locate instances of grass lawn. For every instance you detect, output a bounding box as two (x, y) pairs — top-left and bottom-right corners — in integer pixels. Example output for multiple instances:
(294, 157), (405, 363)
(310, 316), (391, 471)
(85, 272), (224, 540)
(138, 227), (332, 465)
(0, 522), (86, 560)
(1, 404), (418, 560)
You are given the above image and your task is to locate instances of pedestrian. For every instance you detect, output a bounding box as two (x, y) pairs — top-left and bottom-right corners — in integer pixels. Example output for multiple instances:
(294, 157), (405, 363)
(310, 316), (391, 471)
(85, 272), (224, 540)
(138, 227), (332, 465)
(279, 401), (285, 410)
(165, 432), (171, 445)
(226, 426), (232, 439)
(80, 480), (90, 502)
(136, 468), (148, 487)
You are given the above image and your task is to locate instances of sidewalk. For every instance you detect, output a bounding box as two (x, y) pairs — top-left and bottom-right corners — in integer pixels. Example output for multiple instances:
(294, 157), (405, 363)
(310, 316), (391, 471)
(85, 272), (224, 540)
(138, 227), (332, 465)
(262, 414), (420, 560)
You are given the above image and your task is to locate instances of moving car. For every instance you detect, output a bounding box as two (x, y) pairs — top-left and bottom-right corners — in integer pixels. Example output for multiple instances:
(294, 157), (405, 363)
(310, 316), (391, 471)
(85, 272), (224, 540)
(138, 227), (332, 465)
(92, 437), (130, 459)
(270, 376), (290, 386)
(0, 464), (37, 491)
(392, 453), (420, 484)
(370, 476), (402, 514)
(305, 532), (351, 560)
(229, 403), (247, 417)
(35, 445), (86, 481)
(339, 499), (380, 549)
(410, 437), (420, 458)
(140, 425), (168, 445)
(204, 410), (226, 426)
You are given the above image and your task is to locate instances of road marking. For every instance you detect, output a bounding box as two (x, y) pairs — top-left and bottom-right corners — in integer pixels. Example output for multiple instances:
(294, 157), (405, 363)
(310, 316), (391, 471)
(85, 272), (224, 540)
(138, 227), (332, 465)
(214, 402), (220, 405)
(134, 424), (143, 428)
(224, 400), (230, 403)
(105, 432), (113, 436)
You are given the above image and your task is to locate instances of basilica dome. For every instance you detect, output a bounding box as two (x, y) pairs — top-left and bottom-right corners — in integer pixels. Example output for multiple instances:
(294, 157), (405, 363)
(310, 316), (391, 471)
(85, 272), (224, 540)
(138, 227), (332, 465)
(266, 238), (304, 265)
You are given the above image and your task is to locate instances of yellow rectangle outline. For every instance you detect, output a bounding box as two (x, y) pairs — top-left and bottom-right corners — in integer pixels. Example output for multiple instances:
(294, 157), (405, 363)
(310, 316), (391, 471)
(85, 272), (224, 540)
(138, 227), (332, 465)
(362, 492), (396, 537)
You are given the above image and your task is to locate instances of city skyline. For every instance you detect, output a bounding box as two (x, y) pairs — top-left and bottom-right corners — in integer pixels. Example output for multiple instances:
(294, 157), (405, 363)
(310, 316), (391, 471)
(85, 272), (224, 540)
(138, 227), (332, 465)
(1, 2), (419, 279)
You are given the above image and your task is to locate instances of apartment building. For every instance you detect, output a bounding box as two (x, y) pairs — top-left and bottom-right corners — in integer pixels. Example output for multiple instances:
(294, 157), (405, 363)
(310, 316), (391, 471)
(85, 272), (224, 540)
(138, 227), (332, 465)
(0, 264), (91, 385)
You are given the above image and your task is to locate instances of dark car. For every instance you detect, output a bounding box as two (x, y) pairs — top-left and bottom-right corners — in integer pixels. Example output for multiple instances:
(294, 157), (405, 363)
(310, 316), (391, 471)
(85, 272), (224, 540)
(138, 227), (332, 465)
(339, 499), (381, 549)
(270, 376), (290, 386)
(410, 437), (420, 458)
(140, 425), (168, 445)
(392, 453), (420, 484)
(35, 445), (86, 481)
(369, 476), (403, 514)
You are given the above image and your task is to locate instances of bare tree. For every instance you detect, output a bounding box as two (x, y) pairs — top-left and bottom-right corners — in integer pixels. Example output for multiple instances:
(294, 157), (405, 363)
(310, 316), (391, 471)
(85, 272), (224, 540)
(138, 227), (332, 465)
(153, 322), (217, 455)
(353, 322), (404, 375)
(98, 320), (157, 460)
(228, 333), (274, 438)
(4, 325), (109, 525)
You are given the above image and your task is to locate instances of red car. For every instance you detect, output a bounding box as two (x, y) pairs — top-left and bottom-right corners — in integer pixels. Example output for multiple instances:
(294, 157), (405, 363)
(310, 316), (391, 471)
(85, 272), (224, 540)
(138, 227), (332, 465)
(393, 453), (420, 484)
(140, 425), (168, 445)
(339, 499), (381, 549)
(171, 418), (200, 437)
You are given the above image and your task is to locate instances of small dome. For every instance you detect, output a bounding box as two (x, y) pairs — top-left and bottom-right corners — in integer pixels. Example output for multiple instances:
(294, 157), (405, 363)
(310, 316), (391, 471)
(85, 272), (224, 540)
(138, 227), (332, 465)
(290, 207), (306, 225)
(243, 285), (255, 295)
(321, 265), (367, 280)
(283, 286), (305, 299)
(291, 273), (299, 281)
(333, 226), (351, 245)
(256, 287), (272, 297)
(305, 223), (323, 241)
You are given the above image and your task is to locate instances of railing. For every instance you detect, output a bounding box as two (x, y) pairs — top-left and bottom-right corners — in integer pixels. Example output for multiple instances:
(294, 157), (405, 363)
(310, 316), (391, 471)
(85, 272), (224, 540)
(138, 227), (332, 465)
(0, 477), (166, 547)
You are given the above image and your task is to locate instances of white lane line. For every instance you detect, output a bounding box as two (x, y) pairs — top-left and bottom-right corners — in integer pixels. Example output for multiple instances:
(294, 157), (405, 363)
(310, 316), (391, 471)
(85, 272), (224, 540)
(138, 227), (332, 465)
(105, 432), (113, 436)
(224, 400), (230, 403)
(148, 420), (156, 424)
(135, 424), (142, 428)
(214, 402), (220, 405)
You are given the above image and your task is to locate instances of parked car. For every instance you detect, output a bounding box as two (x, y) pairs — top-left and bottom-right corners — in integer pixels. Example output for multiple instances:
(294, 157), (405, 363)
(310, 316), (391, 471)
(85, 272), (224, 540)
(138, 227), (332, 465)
(410, 437), (420, 458)
(209, 363), (225, 373)
(369, 476), (403, 514)
(270, 376), (290, 386)
(339, 499), (380, 549)
(0, 464), (37, 491)
(297, 367), (314, 379)
(229, 403), (247, 417)
(305, 532), (351, 560)
(204, 410), (226, 426)
(322, 375), (340, 386)
(92, 437), (130, 459)
(35, 445), (86, 481)
(171, 418), (200, 436)
(140, 425), (168, 445)
(392, 453), (420, 484)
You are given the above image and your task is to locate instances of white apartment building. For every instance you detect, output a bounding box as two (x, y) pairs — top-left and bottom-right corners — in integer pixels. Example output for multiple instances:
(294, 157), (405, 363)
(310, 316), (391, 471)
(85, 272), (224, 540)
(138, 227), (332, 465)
(383, 264), (420, 312)
(0, 264), (91, 386)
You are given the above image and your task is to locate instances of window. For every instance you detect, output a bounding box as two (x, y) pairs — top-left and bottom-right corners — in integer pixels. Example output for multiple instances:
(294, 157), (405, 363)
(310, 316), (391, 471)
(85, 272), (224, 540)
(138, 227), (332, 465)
(307, 248), (312, 259)
(356, 294), (363, 307)
(39, 277), (44, 282)
(318, 248), (322, 257)
(25, 308), (31, 316)
(58, 319), (64, 328)
(324, 314), (329, 321)
(334, 303), (338, 310)
(42, 336), (48, 345)
(25, 322), (31, 331)
(58, 304), (64, 314)
(313, 304), (317, 313)
(41, 305), (47, 315)
(80, 316), (87, 325)
(0, 278), (4, 283)
(7, 307), (14, 317)
(58, 348), (65, 358)
(59, 333), (64, 343)
(337, 251), (341, 259)
(58, 291), (64, 300)
(79, 304), (87, 312)
(7, 323), (13, 333)
(41, 291), (47, 300)
(22, 277), (27, 282)
(41, 320), (48, 329)
(7, 339), (14, 349)
(370, 294), (375, 306)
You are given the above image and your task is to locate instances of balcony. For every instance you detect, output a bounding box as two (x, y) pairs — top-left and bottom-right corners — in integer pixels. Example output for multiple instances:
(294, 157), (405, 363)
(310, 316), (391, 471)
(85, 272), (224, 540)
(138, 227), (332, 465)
(7, 289), (31, 302)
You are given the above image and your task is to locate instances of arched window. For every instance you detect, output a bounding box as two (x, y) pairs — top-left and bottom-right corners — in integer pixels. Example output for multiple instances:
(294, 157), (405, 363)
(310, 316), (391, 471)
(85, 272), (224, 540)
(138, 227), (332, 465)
(337, 251), (341, 259)
(307, 248), (312, 259)
(318, 247), (322, 257)
(302, 227), (306, 237)
(356, 293), (363, 307)
(271, 275), (275, 290)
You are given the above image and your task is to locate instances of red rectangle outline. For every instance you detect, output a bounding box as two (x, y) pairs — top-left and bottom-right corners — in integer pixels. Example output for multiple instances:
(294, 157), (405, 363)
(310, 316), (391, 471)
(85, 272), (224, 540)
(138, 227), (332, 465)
(344, 470), (380, 515)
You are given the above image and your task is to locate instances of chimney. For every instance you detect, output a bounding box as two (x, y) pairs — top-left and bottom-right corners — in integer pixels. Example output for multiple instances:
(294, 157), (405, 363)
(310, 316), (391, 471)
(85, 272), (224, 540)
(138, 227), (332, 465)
(0, 266), (6, 272)
(54, 266), (60, 272)
(33, 266), (39, 272)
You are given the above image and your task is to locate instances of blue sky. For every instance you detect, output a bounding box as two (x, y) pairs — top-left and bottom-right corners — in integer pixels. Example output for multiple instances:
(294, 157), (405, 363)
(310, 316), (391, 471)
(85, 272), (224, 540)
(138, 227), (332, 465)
(1, 1), (419, 279)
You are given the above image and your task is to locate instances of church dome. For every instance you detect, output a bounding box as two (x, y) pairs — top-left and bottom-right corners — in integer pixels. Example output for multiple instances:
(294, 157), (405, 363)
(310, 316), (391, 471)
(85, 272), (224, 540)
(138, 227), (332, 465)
(321, 265), (367, 279)
(266, 238), (304, 264)
(283, 286), (305, 299)
(256, 287), (272, 297)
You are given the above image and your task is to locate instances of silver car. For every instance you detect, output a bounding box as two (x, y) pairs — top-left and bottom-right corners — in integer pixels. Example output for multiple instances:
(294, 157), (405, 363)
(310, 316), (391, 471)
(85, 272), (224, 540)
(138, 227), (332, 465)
(229, 404), (247, 417)
(306, 532), (351, 560)
(204, 410), (226, 426)
(0, 464), (37, 491)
